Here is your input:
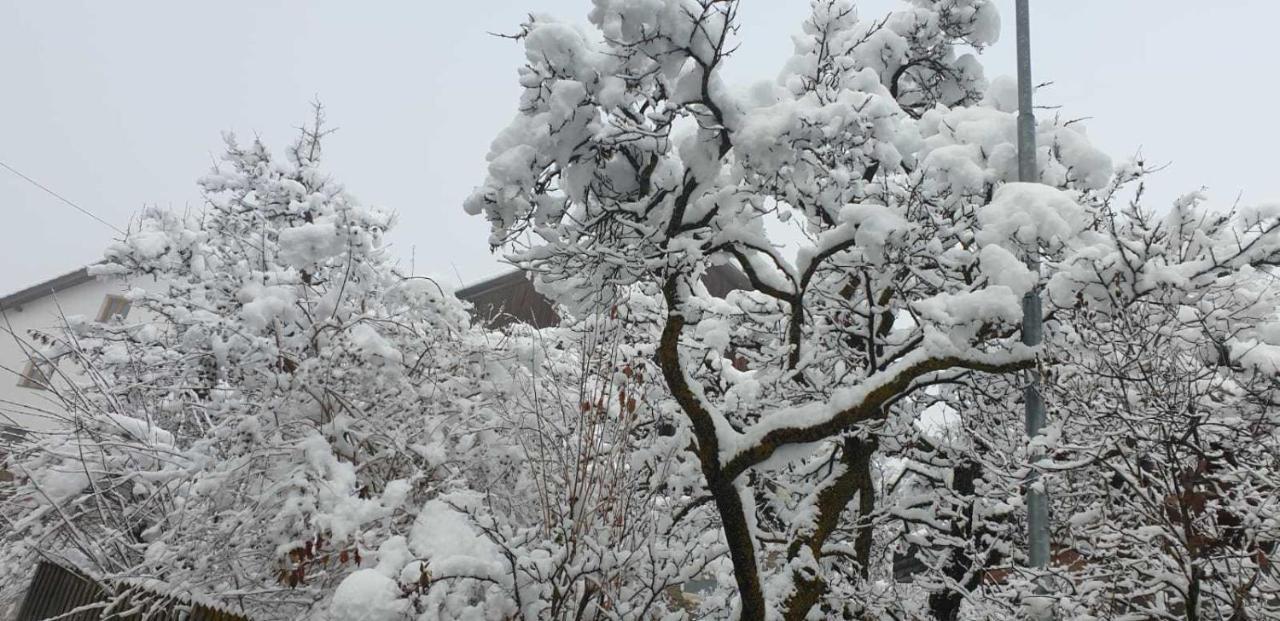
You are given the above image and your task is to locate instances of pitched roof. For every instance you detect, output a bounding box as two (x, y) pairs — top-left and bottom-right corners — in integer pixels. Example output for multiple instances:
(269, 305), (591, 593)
(0, 267), (94, 313)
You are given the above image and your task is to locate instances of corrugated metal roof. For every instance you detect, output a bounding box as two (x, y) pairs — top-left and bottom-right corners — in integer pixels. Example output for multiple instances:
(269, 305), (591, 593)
(17, 560), (255, 621)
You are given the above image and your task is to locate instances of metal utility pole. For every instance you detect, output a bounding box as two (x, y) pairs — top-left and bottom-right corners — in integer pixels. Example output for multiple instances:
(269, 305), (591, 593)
(1015, 0), (1051, 607)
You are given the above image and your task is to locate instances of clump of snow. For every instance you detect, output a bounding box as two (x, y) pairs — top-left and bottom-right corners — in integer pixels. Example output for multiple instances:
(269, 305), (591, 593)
(30, 468), (90, 505)
(982, 75), (1018, 113)
(922, 144), (989, 194)
(979, 244), (1036, 295)
(1230, 338), (1280, 374)
(839, 203), (912, 264)
(914, 286), (1023, 330)
(1049, 124), (1113, 190)
(278, 221), (345, 269)
(408, 499), (502, 574)
(977, 182), (1088, 251)
(127, 230), (172, 260)
(330, 570), (409, 621)
(237, 284), (297, 331)
(962, 0), (1002, 46)
(348, 323), (403, 364)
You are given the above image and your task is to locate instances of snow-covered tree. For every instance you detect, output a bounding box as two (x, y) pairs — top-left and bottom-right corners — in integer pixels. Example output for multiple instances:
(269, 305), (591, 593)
(0, 109), (497, 618)
(1035, 191), (1280, 619)
(3, 2), (1278, 619)
(864, 177), (1280, 621)
(466, 1), (1280, 618)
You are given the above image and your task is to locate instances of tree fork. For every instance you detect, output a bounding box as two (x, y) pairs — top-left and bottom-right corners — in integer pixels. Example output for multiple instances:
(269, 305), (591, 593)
(658, 276), (767, 620)
(779, 435), (877, 621)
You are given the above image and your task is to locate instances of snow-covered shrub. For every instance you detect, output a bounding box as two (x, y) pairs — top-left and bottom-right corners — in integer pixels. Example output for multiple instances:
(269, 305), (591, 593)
(345, 311), (709, 620)
(0, 108), (495, 618)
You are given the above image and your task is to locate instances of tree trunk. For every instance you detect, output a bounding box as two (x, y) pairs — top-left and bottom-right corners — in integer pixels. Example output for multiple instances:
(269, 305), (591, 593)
(928, 459), (979, 621)
(657, 281), (767, 620)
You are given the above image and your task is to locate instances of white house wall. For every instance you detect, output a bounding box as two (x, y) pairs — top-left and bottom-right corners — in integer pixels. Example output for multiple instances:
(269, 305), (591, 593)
(0, 275), (142, 432)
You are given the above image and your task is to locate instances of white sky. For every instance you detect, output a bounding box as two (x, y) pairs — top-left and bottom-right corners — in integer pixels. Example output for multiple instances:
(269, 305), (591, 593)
(2, 1), (1277, 294)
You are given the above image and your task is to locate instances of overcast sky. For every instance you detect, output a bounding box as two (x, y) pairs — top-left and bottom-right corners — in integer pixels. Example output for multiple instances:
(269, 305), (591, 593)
(2, 1), (1277, 295)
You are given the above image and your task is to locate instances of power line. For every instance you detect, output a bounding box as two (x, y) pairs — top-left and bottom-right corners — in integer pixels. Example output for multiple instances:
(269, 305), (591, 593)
(0, 160), (125, 234)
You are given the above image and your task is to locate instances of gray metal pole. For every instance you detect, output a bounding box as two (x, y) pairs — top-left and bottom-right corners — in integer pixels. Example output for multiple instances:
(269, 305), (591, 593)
(1015, 0), (1051, 598)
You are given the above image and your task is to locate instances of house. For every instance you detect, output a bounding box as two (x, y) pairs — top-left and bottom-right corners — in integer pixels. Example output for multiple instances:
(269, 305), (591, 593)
(0, 266), (136, 433)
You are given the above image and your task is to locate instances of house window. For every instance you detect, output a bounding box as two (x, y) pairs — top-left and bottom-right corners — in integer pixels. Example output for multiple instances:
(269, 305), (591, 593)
(17, 358), (54, 391)
(96, 294), (131, 323)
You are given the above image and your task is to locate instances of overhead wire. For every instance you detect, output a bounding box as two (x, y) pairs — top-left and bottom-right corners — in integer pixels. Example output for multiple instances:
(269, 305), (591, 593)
(0, 160), (125, 234)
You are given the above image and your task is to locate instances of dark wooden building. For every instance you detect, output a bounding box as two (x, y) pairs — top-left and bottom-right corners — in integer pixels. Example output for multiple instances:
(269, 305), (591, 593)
(456, 265), (750, 329)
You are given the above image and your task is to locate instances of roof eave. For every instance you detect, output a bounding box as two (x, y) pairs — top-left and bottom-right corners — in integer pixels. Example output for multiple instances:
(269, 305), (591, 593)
(0, 267), (95, 313)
